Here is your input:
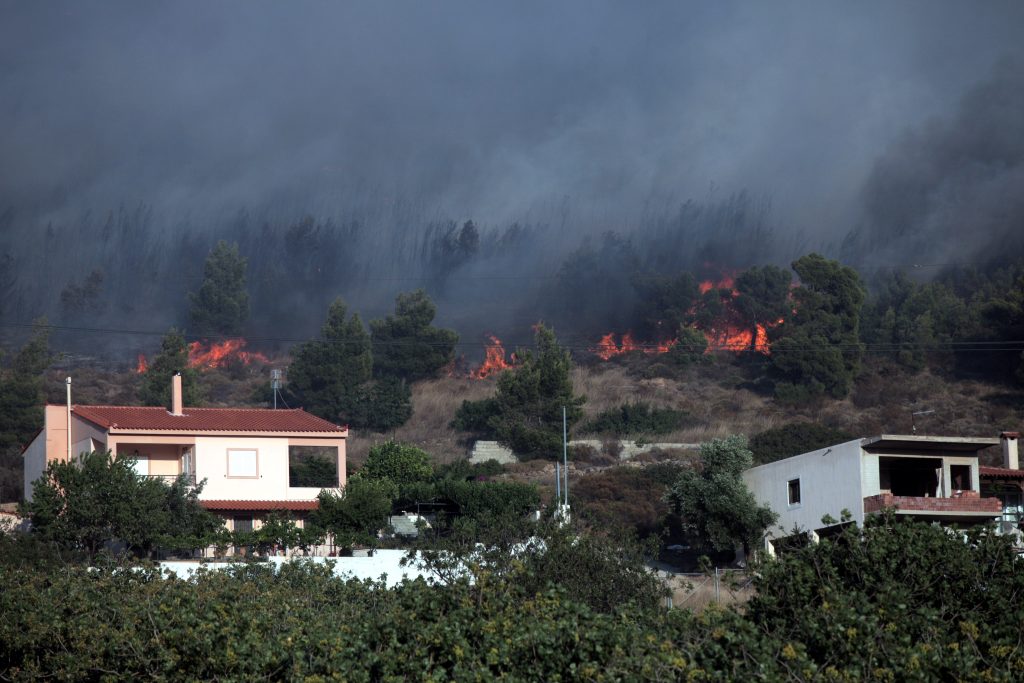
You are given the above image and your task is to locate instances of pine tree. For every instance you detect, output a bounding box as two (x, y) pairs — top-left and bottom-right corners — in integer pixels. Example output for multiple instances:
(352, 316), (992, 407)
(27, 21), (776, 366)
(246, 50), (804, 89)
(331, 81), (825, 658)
(770, 254), (866, 401)
(188, 240), (249, 336)
(287, 298), (373, 425)
(370, 289), (458, 381)
(489, 324), (586, 457)
(0, 321), (52, 450)
(139, 330), (202, 408)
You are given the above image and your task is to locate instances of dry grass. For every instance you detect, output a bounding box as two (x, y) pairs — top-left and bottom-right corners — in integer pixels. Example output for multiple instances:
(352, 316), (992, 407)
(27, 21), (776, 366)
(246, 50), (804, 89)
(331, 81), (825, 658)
(347, 376), (497, 465)
(53, 355), (1024, 471)
(572, 363), (782, 442)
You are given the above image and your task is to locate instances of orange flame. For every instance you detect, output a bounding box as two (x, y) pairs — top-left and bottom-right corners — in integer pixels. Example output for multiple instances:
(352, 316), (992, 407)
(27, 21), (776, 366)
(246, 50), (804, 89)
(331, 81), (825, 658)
(187, 339), (270, 370)
(471, 335), (513, 379)
(698, 273), (736, 295)
(592, 332), (641, 360)
(135, 354), (148, 374)
(592, 332), (676, 359)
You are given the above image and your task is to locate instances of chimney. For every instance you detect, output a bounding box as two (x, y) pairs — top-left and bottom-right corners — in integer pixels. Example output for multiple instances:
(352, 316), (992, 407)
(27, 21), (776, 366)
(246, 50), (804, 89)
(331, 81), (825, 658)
(171, 373), (183, 416)
(1001, 431), (1020, 470)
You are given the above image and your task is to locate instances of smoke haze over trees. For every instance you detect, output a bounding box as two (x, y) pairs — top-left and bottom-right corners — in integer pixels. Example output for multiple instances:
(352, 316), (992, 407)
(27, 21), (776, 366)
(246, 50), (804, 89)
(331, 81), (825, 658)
(1, 2), (1023, 359)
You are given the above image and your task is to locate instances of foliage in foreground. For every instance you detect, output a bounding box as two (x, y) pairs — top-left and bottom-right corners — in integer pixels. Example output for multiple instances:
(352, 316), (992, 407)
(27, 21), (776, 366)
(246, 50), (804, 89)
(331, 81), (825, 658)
(22, 450), (221, 559)
(2, 516), (1024, 681)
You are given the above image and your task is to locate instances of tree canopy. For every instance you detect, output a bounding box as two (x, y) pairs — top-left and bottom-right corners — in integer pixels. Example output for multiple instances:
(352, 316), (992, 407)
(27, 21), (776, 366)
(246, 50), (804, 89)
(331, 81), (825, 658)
(0, 321), (52, 502)
(0, 321), (51, 455)
(370, 289), (458, 381)
(188, 240), (250, 336)
(310, 477), (397, 549)
(139, 329), (202, 408)
(288, 298), (413, 431)
(454, 324), (585, 458)
(770, 253), (866, 401)
(359, 441), (433, 488)
(666, 435), (777, 554)
(287, 298), (373, 425)
(22, 450), (220, 559)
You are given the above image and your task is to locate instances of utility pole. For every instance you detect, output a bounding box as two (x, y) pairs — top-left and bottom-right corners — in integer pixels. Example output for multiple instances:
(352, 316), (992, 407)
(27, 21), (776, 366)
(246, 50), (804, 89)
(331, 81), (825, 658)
(65, 377), (72, 461)
(562, 405), (569, 507)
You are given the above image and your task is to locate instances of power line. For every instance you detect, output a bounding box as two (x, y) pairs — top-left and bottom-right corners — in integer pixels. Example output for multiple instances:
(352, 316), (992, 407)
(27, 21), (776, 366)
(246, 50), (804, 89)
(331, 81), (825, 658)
(3, 320), (1022, 358)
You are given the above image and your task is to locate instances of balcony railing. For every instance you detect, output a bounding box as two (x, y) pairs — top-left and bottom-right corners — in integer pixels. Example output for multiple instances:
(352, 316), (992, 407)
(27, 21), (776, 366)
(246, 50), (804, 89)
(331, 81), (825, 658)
(144, 473), (197, 486)
(864, 492), (1002, 515)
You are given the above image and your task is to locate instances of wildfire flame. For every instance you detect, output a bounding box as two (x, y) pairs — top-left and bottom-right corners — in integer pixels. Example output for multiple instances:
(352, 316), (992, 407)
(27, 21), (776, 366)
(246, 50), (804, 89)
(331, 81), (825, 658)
(593, 268), (788, 359)
(702, 323), (771, 353)
(471, 335), (514, 379)
(592, 333), (676, 360)
(188, 339), (270, 369)
(698, 273), (736, 295)
(135, 338), (270, 373)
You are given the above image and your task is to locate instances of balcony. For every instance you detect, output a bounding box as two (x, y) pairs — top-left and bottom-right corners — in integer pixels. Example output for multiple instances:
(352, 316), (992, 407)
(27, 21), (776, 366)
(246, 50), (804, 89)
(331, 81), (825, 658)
(145, 473), (197, 486)
(864, 491), (1002, 517)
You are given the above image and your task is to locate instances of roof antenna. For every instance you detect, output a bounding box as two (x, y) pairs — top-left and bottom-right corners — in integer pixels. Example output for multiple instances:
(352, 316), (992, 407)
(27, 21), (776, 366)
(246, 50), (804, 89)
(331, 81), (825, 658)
(270, 370), (290, 409)
(911, 409), (935, 434)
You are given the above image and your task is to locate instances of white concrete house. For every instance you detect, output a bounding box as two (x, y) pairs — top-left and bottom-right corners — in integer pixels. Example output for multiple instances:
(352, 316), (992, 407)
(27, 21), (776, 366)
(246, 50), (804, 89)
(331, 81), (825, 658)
(22, 374), (347, 533)
(743, 434), (1009, 553)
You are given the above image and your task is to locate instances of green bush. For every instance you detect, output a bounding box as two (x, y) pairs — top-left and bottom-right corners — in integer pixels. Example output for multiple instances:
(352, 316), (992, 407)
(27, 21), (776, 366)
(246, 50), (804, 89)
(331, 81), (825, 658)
(585, 402), (686, 436)
(3, 517), (1023, 680)
(666, 325), (708, 366)
(749, 422), (855, 464)
(454, 325), (585, 458)
(450, 396), (500, 435)
(360, 441), (433, 488)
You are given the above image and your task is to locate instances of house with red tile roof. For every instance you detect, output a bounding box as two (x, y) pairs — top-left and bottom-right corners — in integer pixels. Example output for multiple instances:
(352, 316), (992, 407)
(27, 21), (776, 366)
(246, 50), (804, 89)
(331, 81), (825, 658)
(979, 432), (1024, 537)
(22, 374), (346, 534)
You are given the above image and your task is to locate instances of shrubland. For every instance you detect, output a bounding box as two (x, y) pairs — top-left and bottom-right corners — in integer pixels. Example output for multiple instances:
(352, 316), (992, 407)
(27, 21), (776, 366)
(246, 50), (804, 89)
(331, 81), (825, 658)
(2, 515), (1023, 680)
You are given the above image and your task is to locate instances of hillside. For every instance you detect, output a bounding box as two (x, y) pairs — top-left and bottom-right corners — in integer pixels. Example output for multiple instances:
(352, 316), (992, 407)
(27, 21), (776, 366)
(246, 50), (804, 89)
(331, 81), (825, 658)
(42, 354), (1023, 467)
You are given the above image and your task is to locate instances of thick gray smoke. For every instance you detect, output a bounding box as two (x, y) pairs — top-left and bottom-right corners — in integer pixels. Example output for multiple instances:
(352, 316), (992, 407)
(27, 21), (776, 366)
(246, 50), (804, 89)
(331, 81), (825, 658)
(1, 2), (1023, 355)
(844, 61), (1024, 269)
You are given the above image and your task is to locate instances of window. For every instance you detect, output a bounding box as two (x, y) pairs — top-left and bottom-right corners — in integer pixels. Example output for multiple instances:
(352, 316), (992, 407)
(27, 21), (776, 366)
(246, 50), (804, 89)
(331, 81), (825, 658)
(787, 478), (801, 506)
(233, 516), (253, 533)
(950, 465), (972, 492)
(288, 445), (338, 487)
(227, 449), (258, 478)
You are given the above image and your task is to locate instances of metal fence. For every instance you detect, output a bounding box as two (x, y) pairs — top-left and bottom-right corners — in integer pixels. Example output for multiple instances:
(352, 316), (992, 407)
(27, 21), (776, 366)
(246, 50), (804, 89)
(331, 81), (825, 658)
(663, 568), (754, 610)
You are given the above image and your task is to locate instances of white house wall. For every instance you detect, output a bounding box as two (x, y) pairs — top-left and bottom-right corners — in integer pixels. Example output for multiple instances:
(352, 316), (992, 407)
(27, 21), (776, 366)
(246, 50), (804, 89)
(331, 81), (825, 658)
(743, 439), (866, 539)
(195, 436), (293, 500)
(70, 416), (108, 455)
(22, 432), (46, 502)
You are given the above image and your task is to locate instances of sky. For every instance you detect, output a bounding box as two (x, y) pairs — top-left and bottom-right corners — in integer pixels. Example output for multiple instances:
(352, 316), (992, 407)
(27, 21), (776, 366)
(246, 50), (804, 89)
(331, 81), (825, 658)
(3, 1), (1023, 240)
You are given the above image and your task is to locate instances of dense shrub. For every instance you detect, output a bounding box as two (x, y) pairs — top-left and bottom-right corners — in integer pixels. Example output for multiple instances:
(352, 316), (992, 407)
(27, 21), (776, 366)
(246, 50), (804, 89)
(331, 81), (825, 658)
(574, 464), (684, 537)
(454, 325), (585, 458)
(749, 422), (856, 464)
(585, 402), (687, 436)
(450, 396), (499, 436)
(4, 517), (1023, 680)
(433, 459), (506, 481)
(747, 514), (1024, 680)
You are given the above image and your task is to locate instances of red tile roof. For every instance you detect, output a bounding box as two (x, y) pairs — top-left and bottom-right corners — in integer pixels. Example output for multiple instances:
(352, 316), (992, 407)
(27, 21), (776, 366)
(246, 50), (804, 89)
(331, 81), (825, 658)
(70, 405), (345, 433)
(201, 500), (320, 512)
(980, 466), (1024, 480)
